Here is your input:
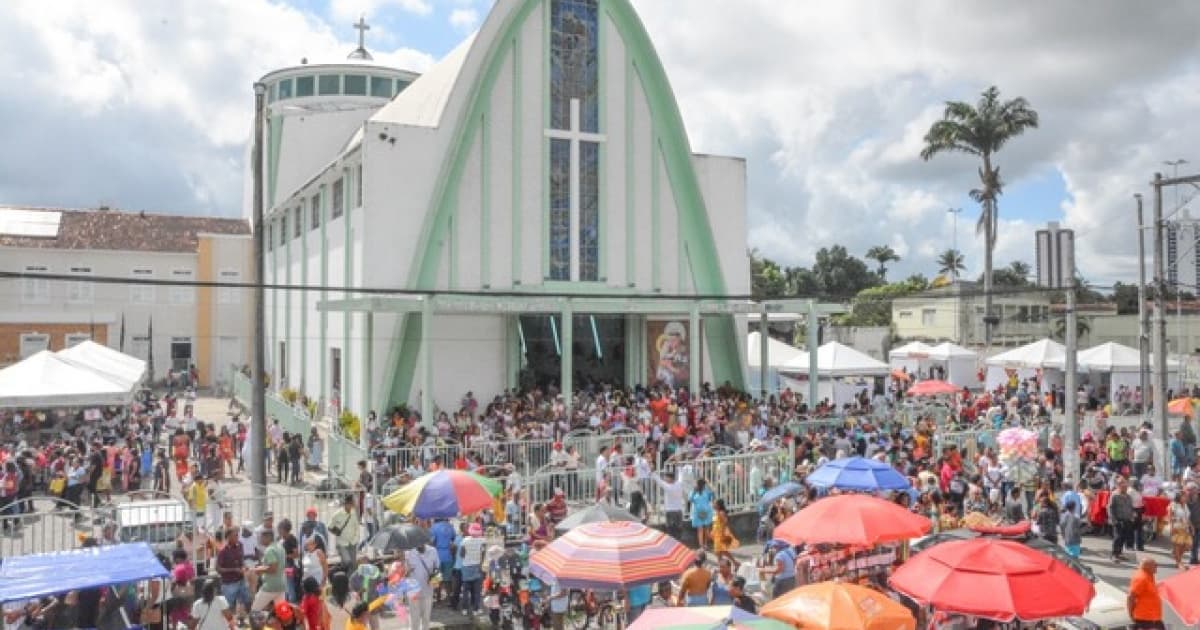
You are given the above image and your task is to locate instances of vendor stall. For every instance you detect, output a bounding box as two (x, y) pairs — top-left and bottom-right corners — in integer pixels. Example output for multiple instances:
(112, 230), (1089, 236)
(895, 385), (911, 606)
(0, 350), (136, 409)
(780, 342), (889, 407)
(0, 542), (169, 603)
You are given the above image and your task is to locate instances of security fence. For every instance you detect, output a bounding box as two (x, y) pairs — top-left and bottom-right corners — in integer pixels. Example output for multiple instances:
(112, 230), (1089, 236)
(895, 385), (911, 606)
(231, 369), (312, 438)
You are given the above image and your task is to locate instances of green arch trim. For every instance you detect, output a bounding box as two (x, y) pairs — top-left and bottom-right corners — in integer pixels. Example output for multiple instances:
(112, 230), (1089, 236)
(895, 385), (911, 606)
(381, 0), (745, 409)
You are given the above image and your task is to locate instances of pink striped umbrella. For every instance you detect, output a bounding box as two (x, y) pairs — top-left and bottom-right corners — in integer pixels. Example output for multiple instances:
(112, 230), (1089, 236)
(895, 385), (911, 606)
(529, 521), (694, 590)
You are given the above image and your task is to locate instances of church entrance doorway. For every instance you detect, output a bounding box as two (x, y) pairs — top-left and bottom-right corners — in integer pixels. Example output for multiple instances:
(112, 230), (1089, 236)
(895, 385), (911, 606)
(518, 314), (625, 392)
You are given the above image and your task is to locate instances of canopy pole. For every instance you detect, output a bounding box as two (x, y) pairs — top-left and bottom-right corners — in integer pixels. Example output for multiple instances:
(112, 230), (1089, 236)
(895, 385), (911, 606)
(689, 304), (700, 396)
(759, 312), (769, 398)
(808, 300), (819, 409)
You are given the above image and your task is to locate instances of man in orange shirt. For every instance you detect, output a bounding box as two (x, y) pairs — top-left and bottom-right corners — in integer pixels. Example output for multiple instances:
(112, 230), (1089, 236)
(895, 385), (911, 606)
(1127, 557), (1163, 629)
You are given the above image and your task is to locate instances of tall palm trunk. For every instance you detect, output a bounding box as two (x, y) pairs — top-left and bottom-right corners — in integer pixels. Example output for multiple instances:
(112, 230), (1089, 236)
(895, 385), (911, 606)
(982, 152), (995, 347)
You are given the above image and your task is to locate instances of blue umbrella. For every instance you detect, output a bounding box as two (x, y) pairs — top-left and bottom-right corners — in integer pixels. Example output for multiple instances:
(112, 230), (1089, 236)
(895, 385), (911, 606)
(758, 481), (804, 507)
(805, 456), (911, 491)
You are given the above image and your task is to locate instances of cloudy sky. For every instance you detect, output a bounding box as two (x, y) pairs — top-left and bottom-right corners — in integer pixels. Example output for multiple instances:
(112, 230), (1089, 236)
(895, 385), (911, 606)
(2, 0), (1197, 287)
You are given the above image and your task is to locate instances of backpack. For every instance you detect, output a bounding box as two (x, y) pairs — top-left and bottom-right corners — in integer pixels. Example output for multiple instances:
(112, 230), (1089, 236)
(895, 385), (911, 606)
(948, 476), (966, 495)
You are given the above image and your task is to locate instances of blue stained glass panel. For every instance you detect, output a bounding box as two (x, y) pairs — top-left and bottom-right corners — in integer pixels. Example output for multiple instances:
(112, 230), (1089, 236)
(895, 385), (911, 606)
(549, 139), (571, 280)
(550, 0), (598, 132)
(579, 141), (600, 281)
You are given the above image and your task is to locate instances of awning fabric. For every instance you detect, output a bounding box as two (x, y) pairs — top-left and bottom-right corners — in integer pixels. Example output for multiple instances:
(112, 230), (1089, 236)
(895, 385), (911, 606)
(0, 543), (168, 602)
(58, 341), (147, 390)
(0, 350), (135, 408)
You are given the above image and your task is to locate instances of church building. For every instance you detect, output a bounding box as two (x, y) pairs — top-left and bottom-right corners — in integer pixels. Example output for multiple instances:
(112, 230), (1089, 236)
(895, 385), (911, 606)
(254, 0), (752, 422)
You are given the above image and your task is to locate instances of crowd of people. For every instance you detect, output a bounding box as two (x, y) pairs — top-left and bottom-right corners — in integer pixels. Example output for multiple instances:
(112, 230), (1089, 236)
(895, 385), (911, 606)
(3, 370), (1199, 629)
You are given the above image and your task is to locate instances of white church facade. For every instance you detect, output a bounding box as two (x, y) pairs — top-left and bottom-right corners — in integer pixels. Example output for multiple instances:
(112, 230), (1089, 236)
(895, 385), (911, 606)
(254, 0), (752, 421)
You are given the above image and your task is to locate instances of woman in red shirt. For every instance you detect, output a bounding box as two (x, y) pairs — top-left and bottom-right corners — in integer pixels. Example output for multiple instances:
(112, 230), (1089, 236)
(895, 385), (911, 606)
(299, 577), (327, 630)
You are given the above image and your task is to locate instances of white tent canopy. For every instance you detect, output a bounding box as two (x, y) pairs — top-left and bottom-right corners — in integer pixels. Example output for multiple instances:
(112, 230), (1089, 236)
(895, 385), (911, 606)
(986, 339), (1066, 369)
(783, 341), (890, 377)
(0, 351), (135, 408)
(889, 341), (935, 360)
(58, 341), (146, 390)
(746, 331), (806, 368)
(931, 342), (977, 360)
(1044, 341), (1179, 373)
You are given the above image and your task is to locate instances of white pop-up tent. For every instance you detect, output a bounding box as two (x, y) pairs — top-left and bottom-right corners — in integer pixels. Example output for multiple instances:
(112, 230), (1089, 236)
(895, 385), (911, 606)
(746, 331), (807, 394)
(58, 341), (147, 391)
(930, 342), (979, 388)
(889, 341), (936, 375)
(780, 341), (889, 406)
(984, 339), (1066, 391)
(0, 350), (135, 408)
(1045, 341), (1179, 393)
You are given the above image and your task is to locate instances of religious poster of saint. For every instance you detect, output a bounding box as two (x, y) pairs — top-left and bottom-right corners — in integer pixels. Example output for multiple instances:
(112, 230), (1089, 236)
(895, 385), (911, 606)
(647, 319), (697, 390)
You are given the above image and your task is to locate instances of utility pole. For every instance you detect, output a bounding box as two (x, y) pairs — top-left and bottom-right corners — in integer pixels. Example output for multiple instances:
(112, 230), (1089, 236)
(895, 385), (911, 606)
(251, 82), (268, 521)
(1136, 194), (1149, 420)
(1037, 223), (1078, 480)
(1153, 172), (1169, 468)
(1166, 159), (1188, 390)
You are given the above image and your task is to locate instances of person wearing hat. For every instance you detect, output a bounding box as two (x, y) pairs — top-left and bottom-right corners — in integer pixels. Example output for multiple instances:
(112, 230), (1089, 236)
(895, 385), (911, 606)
(300, 506), (328, 551)
(457, 522), (486, 617)
(329, 495), (361, 572)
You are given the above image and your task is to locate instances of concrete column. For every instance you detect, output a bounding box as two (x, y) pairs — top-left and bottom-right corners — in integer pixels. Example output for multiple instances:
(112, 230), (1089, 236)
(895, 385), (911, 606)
(759, 311), (769, 397)
(561, 301), (574, 417)
(807, 300), (819, 409)
(361, 311), (373, 452)
(689, 305), (701, 395)
(421, 297), (434, 427)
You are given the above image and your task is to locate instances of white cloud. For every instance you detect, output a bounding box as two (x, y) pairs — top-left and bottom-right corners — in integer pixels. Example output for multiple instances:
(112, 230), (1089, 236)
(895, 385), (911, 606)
(0, 0), (434, 216)
(448, 8), (479, 32)
(633, 0), (1200, 285)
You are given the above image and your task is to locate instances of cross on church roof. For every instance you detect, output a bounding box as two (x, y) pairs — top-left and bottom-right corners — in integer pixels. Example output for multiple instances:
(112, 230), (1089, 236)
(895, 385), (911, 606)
(348, 15), (374, 61)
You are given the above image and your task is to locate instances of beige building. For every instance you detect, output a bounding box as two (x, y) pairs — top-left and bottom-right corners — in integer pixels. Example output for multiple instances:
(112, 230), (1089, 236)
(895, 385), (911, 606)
(892, 281), (1051, 347)
(0, 206), (252, 390)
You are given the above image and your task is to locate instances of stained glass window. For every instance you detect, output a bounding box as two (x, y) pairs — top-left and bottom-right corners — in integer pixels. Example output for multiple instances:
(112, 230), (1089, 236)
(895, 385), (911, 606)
(550, 0), (598, 133)
(549, 139), (571, 281)
(579, 141), (600, 281)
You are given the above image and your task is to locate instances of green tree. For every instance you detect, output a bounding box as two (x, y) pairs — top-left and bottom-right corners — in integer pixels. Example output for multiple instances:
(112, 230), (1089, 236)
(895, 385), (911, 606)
(1052, 316), (1092, 341)
(1113, 282), (1141, 315)
(786, 266), (821, 296)
(812, 245), (879, 297)
(750, 249), (789, 299)
(921, 86), (1039, 344)
(837, 277), (929, 326)
(865, 245), (901, 280)
(1008, 260), (1032, 279)
(937, 249), (966, 278)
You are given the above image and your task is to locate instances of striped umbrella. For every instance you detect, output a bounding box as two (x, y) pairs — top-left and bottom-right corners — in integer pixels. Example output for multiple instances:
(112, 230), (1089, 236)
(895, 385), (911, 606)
(381, 469), (502, 519)
(628, 605), (791, 630)
(529, 521), (694, 590)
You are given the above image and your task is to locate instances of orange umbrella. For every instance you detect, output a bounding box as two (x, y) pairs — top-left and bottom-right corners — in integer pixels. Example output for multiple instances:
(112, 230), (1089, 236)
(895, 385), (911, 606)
(890, 369), (911, 382)
(1168, 397), (1196, 417)
(773, 494), (931, 546)
(907, 379), (960, 397)
(761, 581), (916, 630)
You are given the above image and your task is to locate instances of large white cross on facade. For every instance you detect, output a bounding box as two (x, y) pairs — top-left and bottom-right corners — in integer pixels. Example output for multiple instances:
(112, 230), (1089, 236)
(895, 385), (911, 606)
(545, 97), (606, 282)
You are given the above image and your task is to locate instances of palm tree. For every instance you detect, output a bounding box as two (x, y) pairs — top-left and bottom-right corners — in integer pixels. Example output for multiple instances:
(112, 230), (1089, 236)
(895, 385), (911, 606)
(1009, 260), (1032, 279)
(921, 86), (1039, 345)
(937, 249), (966, 278)
(865, 245), (901, 280)
(1052, 316), (1091, 342)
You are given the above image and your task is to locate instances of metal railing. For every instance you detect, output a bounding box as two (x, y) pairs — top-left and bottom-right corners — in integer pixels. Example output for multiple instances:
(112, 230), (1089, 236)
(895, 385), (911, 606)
(328, 430), (369, 484)
(231, 369), (312, 438)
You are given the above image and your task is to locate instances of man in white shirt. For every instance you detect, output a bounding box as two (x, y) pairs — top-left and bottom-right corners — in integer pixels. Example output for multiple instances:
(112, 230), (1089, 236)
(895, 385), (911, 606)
(404, 541), (440, 630)
(1131, 430), (1154, 479)
(595, 451), (608, 500)
(652, 470), (685, 539)
(329, 495), (360, 571)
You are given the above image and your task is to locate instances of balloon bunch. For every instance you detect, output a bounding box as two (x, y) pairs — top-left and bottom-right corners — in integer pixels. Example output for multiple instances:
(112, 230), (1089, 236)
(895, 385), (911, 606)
(996, 427), (1038, 483)
(375, 561), (420, 623)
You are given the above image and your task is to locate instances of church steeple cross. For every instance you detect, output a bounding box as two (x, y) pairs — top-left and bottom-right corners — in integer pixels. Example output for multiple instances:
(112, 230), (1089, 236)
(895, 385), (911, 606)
(545, 98), (606, 282)
(353, 16), (370, 50)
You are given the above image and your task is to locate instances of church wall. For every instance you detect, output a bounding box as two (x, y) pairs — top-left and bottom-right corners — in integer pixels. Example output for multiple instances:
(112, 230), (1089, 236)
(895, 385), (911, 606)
(692, 154), (750, 296)
(603, 10), (627, 287)
(484, 42), (515, 291)
(455, 134), (483, 290)
(657, 155), (680, 294)
(629, 66), (653, 291)
(274, 111), (370, 209)
(517, 6), (545, 287)
(420, 314), (507, 416)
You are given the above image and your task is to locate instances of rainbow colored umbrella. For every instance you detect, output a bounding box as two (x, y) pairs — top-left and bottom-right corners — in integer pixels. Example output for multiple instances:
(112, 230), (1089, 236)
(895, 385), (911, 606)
(529, 521), (693, 590)
(382, 469), (502, 518)
(628, 606), (790, 630)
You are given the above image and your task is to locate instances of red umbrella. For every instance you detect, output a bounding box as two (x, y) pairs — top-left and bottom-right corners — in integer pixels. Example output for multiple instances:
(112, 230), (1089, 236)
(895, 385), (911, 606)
(773, 494), (931, 546)
(889, 538), (1095, 622)
(907, 379), (960, 397)
(1159, 566), (1200, 624)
